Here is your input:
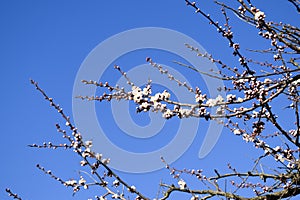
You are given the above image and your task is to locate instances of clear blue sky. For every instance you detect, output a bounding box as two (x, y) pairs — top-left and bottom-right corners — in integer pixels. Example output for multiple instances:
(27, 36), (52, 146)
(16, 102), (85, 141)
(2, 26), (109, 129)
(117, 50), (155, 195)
(0, 1), (299, 200)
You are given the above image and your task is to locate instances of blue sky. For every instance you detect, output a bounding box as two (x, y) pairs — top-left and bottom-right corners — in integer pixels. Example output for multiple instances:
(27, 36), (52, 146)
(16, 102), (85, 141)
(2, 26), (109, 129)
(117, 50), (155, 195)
(1, 1), (299, 200)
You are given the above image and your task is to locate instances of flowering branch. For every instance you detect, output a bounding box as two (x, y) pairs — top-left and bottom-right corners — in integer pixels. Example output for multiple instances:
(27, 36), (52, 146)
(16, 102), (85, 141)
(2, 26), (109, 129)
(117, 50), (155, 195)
(27, 80), (150, 200)
(5, 188), (22, 200)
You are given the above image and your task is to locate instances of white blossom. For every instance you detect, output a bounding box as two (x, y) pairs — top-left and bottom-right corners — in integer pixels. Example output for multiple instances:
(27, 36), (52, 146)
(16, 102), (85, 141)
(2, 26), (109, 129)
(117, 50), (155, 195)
(102, 158), (110, 165)
(128, 185), (136, 192)
(195, 93), (206, 103)
(255, 140), (265, 148)
(163, 109), (173, 119)
(161, 90), (171, 100)
(233, 129), (242, 135)
(78, 176), (86, 185)
(198, 107), (206, 116)
(263, 78), (272, 85)
(95, 153), (102, 160)
(150, 93), (161, 102)
(207, 95), (224, 107)
(292, 78), (300, 85)
(71, 141), (80, 149)
(65, 179), (77, 186)
(133, 93), (143, 103)
(287, 162), (295, 169)
(226, 94), (236, 102)
(242, 134), (255, 142)
(178, 109), (192, 118)
(85, 140), (93, 148)
(132, 86), (141, 95)
(80, 160), (87, 166)
(275, 154), (284, 162)
(252, 111), (259, 118)
(264, 144), (271, 154)
(216, 106), (224, 115)
(138, 102), (151, 112)
(132, 86), (143, 103)
(237, 97), (243, 102)
(191, 195), (199, 200)
(216, 95), (224, 102)
(238, 5), (246, 15)
(153, 101), (162, 112)
(142, 85), (151, 96)
(263, 186), (270, 192)
(273, 146), (281, 152)
(254, 11), (265, 21)
(289, 129), (296, 137)
(178, 179), (187, 190)
(206, 98), (217, 107)
(113, 180), (120, 187)
(82, 151), (91, 158)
